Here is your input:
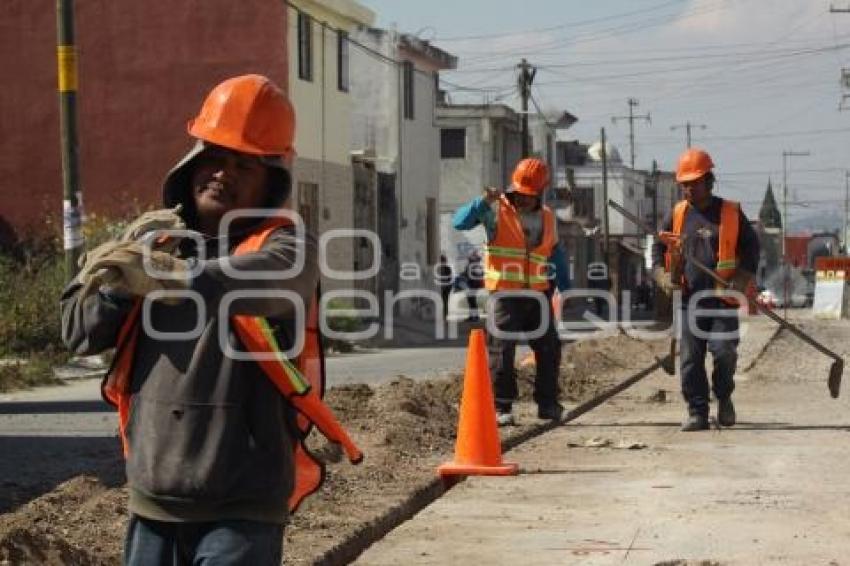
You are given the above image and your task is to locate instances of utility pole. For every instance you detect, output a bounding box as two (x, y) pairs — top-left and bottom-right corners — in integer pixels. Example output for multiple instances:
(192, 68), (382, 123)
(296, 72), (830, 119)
(670, 121), (707, 148)
(781, 149), (810, 319)
(601, 127), (610, 257)
(781, 150), (811, 254)
(57, 0), (84, 280)
(830, 7), (850, 107)
(840, 68), (850, 111)
(612, 98), (650, 170)
(517, 58), (536, 158)
(841, 171), (850, 255)
(650, 159), (659, 231)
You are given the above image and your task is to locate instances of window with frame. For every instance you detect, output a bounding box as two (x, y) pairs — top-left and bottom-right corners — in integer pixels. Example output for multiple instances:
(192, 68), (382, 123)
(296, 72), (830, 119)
(440, 128), (466, 159)
(402, 61), (414, 120)
(297, 11), (313, 82)
(337, 31), (349, 92)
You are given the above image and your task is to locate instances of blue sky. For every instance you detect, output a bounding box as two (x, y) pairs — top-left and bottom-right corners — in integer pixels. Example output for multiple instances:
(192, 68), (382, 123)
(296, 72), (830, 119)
(359, 0), (850, 228)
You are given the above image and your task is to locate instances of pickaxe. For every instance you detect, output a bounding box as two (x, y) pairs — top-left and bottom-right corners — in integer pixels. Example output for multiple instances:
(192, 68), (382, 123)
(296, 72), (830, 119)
(608, 198), (843, 398)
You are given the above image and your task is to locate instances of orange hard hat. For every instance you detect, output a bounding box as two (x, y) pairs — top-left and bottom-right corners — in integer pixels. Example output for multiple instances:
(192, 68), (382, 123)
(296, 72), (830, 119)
(675, 148), (714, 183)
(511, 158), (549, 196)
(188, 74), (295, 157)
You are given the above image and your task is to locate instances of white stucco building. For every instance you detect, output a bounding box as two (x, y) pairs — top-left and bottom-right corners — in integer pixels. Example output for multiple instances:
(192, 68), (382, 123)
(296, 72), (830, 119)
(350, 28), (456, 316)
(435, 104), (522, 270)
(287, 0), (375, 292)
(554, 139), (679, 290)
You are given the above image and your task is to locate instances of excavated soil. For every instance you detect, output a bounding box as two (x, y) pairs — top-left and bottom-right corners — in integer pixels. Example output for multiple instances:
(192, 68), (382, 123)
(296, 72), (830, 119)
(0, 332), (668, 565)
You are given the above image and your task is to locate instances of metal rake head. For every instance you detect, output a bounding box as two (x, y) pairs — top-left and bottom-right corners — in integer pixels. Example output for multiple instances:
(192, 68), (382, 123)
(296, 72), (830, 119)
(828, 358), (843, 399)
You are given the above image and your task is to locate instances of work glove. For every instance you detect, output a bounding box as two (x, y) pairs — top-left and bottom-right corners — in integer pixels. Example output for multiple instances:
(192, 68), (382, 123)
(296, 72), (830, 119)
(76, 205), (186, 273)
(482, 187), (501, 203)
(121, 204), (186, 255)
(81, 242), (190, 301)
(76, 241), (141, 301)
(78, 241), (133, 280)
(653, 266), (680, 296)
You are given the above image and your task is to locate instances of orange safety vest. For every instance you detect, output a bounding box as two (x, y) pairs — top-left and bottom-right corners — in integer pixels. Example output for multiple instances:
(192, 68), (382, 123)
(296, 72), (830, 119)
(671, 198), (740, 289)
(101, 218), (362, 513)
(484, 195), (557, 291)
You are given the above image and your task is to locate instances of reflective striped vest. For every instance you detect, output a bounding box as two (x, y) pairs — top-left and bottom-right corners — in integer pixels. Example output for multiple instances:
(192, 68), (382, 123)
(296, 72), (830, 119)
(484, 195), (557, 291)
(671, 198), (741, 287)
(101, 218), (362, 513)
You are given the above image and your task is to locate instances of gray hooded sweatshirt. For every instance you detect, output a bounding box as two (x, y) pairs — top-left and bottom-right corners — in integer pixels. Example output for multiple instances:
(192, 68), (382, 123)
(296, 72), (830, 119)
(60, 143), (318, 524)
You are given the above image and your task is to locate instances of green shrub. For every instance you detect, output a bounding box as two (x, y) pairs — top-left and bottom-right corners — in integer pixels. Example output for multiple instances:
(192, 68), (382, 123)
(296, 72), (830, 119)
(0, 355), (64, 392)
(0, 212), (123, 358)
(0, 245), (67, 356)
(324, 297), (367, 334)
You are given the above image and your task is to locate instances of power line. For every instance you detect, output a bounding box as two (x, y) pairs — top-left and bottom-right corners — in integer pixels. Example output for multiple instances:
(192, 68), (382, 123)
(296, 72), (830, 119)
(723, 167), (845, 176)
(528, 90), (556, 131)
(433, 0), (687, 42)
(637, 126), (850, 145)
(532, 38), (850, 70)
(466, 32), (850, 59)
(456, 0), (750, 65)
(528, 42), (850, 86)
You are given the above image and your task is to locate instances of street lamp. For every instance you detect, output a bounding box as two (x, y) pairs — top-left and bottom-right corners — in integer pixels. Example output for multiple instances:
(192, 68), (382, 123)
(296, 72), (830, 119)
(781, 150), (810, 319)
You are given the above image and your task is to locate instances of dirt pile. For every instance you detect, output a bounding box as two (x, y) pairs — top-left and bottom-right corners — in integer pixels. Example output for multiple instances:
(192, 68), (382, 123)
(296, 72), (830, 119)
(0, 477), (124, 565)
(0, 333), (663, 565)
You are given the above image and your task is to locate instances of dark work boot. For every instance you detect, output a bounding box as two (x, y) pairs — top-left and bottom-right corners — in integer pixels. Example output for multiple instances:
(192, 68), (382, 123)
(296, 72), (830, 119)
(681, 412), (709, 431)
(717, 397), (736, 427)
(537, 401), (565, 422)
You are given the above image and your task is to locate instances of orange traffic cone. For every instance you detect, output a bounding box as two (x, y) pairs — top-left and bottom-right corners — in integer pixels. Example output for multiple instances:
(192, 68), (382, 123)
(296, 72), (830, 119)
(438, 329), (519, 477)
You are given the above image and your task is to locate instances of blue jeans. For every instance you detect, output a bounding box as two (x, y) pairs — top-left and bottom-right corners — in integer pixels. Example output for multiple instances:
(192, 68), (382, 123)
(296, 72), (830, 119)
(124, 515), (284, 566)
(678, 302), (739, 416)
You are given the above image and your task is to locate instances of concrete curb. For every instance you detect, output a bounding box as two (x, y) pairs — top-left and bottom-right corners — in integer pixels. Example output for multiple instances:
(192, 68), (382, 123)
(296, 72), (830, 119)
(313, 357), (674, 564)
(313, 420), (559, 565)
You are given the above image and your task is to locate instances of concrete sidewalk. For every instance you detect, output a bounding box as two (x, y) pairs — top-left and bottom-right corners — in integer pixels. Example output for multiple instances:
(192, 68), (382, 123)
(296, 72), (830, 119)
(357, 319), (850, 565)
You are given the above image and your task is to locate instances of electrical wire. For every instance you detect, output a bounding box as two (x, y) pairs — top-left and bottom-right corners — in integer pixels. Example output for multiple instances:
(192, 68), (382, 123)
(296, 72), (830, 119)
(433, 0), (688, 42)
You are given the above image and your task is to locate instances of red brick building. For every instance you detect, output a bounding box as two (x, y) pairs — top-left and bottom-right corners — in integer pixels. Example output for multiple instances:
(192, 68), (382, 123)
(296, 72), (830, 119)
(0, 1), (289, 244)
(784, 235), (811, 269)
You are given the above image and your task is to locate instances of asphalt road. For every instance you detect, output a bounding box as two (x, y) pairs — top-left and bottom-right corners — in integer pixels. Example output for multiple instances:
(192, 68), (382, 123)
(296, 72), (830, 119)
(0, 346), (468, 438)
(0, 344), (469, 512)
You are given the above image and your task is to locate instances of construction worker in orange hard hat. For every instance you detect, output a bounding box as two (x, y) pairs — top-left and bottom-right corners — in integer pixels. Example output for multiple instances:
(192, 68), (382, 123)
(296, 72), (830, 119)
(61, 75), (361, 564)
(452, 157), (571, 426)
(651, 148), (760, 432)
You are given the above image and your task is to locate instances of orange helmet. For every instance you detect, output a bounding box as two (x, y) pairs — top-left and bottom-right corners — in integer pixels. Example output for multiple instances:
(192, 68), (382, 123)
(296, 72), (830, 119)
(188, 74), (295, 157)
(675, 148), (714, 183)
(511, 158), (549, 196)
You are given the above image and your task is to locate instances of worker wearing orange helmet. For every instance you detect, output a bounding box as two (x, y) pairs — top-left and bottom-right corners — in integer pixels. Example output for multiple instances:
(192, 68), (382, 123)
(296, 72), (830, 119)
(651, 148), (760, 432)
(61, 75), (361, 563)
(453, 157), (571, 426)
